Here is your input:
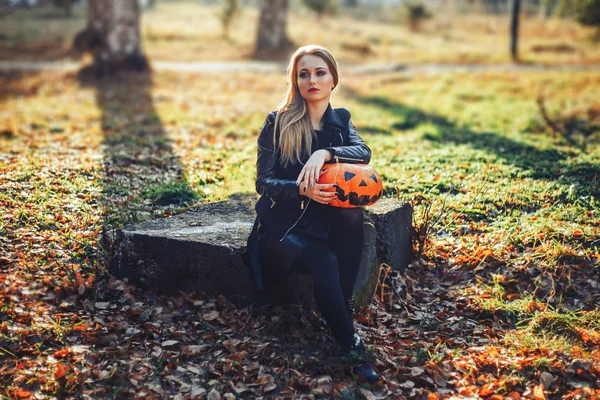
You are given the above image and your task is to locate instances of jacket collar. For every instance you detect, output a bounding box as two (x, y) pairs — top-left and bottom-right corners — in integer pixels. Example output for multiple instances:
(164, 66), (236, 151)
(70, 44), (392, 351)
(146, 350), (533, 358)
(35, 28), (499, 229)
(322, 103), (345, 129)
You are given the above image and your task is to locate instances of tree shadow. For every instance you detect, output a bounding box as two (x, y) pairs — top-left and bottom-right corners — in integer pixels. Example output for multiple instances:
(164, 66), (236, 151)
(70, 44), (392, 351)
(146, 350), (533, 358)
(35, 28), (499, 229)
(0, 70), (45, 101)
(77, 67), (197, 230)
(342, 87), (599, 200)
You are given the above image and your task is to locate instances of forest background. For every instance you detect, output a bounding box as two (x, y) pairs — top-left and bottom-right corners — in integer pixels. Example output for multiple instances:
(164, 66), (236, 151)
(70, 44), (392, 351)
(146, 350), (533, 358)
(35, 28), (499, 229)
(0, 0), (599, 398)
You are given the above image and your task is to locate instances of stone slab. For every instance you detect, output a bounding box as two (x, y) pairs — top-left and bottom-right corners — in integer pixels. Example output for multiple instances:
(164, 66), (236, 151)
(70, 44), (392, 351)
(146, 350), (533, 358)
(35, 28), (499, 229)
(365, 198), (413, 273)
(108, 193), (412, 307)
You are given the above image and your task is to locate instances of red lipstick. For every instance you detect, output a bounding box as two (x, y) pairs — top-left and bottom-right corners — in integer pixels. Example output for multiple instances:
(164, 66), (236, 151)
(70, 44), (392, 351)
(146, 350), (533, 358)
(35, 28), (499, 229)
(308, 88), (319, 92)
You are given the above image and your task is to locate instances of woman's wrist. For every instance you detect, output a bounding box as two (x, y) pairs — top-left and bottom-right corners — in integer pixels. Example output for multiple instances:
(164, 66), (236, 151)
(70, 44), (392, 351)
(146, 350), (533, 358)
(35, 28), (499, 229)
(319, 149), (333, 162)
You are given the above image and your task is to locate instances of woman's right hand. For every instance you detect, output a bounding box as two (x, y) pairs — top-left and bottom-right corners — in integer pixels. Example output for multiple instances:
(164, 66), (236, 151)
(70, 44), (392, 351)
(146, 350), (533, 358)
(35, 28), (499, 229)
(298, 180), (337, 205)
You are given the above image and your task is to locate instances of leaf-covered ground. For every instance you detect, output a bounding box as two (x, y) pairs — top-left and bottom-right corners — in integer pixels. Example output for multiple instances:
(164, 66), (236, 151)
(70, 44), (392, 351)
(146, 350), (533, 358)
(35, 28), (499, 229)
(0, 68), (599, 399)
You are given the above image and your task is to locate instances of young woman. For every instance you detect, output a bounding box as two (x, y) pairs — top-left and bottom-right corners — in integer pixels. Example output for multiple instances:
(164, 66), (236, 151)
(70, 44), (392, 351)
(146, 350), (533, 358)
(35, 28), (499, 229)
(242, 45), (379, 383)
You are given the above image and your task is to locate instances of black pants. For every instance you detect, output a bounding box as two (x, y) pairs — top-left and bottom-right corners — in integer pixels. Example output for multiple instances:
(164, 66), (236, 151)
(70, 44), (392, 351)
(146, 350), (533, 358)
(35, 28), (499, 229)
(290, 207), (364, 352)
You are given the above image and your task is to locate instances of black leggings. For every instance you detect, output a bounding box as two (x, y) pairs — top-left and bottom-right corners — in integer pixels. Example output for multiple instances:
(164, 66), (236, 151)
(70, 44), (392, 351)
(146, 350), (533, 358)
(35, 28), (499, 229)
(290, 207), (364, 352)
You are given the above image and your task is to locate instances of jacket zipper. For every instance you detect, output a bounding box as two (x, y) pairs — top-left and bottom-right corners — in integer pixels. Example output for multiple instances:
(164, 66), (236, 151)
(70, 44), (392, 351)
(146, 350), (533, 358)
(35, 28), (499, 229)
(335, 155), (364, 163)
(279, 199), (312, 242)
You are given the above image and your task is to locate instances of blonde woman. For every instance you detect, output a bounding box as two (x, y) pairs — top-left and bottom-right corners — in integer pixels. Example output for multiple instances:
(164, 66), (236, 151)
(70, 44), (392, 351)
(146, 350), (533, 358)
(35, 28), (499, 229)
(242, 45), (379, 383)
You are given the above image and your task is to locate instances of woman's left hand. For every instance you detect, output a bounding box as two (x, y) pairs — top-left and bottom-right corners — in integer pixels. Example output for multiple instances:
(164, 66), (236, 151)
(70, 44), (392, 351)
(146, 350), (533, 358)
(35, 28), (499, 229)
(296, 149), (331, 190)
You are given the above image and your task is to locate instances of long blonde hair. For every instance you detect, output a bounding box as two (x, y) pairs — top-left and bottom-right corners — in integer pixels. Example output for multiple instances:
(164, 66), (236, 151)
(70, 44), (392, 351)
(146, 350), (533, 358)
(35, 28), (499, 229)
(274, 45), (339, 166)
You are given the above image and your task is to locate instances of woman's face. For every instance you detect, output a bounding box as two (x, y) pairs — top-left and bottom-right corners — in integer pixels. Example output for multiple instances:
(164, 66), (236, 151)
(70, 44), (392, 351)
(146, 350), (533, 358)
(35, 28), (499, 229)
(296, 54), (335, 103)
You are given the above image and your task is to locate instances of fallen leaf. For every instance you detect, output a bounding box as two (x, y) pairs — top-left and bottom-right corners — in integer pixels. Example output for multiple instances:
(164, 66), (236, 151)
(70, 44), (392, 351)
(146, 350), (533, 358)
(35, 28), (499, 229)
(432, 371), (447, 387)
(260, 374), (276, 393)
(399, 381), (415, 389)
(72, 324), (90, 332)
(228, 381), (248, 394)
(207, 388), (221, 400)
(16, 389), (32, 399)
(53, 348), (70, 358)
(55, 363), (66, 379)
(540, 372), (555, 389)
(533, 385), (546, 400)
(94, 302), (109, 310)
(360, 388), (376, 400)
(480, 382), (497, 396)
(204, 310), (220, 321)
(183, 344), (208, 355)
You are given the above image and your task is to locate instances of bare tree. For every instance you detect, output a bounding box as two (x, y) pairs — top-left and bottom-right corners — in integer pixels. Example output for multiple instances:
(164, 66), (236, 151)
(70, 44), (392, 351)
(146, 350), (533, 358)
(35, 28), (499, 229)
(74, 0), (148, 74)
(510, 0), (521, 61)
(255, 0), (294, 59)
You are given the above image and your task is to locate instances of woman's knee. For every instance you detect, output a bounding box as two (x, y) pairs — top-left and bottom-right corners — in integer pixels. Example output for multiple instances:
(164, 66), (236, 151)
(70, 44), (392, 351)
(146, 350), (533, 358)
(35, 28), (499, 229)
(310, 248), (339, 282)
(330, 207), (363, 228)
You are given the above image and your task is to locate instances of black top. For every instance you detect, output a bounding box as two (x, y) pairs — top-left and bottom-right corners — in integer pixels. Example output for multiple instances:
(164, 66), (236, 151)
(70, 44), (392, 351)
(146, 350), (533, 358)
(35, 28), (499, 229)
(313, 129), (335, 154)
(242, 105), (372, 290)
(257, 129), (339, 284)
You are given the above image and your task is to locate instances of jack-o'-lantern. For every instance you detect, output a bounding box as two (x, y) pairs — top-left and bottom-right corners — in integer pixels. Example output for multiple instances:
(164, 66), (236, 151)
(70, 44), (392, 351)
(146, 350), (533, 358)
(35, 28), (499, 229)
(318, 163), (383, 208)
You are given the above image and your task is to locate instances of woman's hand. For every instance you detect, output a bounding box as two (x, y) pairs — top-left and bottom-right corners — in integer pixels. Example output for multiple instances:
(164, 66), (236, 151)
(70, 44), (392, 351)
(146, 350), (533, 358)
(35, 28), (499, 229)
(298, 180), (337, 205)
(296, 149), (332, 190)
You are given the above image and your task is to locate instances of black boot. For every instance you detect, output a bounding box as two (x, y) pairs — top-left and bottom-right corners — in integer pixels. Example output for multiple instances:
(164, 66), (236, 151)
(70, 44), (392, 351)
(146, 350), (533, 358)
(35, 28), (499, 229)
(347, 333), (380, 384)
(346, 295), (356, 320)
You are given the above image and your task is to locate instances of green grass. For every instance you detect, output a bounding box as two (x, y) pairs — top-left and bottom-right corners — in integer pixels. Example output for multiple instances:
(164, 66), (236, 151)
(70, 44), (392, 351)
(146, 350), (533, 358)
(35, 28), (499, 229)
(142, 179), (199, 206)
(470, 273), (600, 356)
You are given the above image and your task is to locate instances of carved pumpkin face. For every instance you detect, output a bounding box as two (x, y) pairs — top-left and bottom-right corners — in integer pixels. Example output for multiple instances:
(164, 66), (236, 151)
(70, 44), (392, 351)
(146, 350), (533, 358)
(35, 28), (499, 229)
(318, 163), (383, 208)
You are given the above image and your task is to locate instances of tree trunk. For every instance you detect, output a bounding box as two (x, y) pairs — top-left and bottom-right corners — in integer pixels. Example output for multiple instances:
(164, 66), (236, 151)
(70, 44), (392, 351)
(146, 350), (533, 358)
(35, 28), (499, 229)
(255, 0), (293, 59)
(340, 0), (358, 7)
(510, 0), (521, 61)
(74, 0), (147, 74)
(53, 0), (73, 17)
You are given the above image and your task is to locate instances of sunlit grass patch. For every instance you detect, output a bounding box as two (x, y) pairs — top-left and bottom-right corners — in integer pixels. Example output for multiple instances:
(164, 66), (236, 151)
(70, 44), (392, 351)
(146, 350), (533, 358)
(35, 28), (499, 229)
(142, 180), (200, 206)
(503, 311), (600, 362)
(468, 278), (600, 356)
(504, 329), (575, 356)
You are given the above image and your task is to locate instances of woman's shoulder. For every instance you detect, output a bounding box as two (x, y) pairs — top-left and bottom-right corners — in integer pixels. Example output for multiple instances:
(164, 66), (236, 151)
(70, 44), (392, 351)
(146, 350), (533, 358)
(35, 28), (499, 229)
(265, 110), (278, 122)
(259, 110), (278, 132)
(333, 107), (351, 122)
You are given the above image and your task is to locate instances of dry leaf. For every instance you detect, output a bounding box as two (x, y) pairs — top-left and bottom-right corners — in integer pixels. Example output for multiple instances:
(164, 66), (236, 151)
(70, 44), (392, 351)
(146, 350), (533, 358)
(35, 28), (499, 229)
(15, 389), (32, 399)
(55, 363), (66, 379)
(183, 345), (208, 355)
(533, 385), (546, 400)
(432, 371), (447, 387)
(228, 380), (248, 394)
(204, 311), (220, 321)
(260, 375), (276, 393)
(539, 372), (555, 389)
(53, 348), (70, 358)
(207, 388), (221, 400)
(360, 388), (377, 400)
(399, 381), (415, 389)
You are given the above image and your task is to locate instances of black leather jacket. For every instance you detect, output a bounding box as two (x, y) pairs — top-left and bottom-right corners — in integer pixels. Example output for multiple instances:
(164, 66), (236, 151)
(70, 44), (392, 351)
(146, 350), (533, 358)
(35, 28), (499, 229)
(242, 104), (371, 289)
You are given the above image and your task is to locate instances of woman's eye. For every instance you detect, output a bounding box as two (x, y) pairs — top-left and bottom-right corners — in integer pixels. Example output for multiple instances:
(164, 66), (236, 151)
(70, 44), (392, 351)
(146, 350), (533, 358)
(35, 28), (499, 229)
(299, 73), (307, 78)
(318, 71), (326, 76)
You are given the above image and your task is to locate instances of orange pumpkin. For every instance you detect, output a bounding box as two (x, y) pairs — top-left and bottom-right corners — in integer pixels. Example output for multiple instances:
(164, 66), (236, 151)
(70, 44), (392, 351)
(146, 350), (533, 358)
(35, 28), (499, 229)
(318, 163), (383, 208)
